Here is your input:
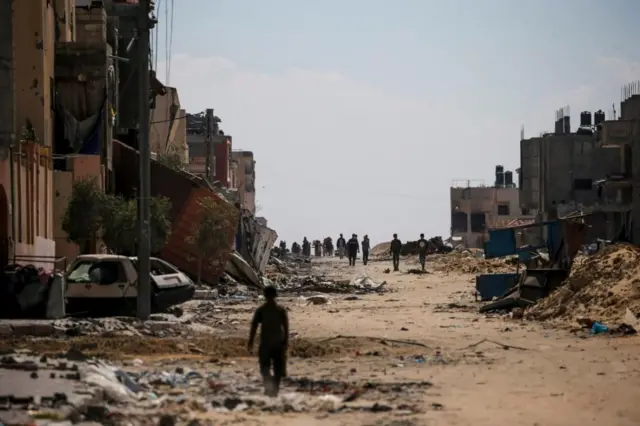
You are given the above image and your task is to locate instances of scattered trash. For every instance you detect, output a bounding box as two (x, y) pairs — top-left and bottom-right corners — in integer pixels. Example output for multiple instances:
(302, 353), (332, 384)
(590, 321), (609, 335)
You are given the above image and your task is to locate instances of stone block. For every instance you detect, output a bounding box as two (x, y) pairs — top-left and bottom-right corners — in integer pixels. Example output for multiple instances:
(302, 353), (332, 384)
(11, 322), (56, 337)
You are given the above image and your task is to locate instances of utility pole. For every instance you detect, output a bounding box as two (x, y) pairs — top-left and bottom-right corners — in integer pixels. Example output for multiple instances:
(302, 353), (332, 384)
(204, 108), (214, 182)
(137, 0), (152, 320)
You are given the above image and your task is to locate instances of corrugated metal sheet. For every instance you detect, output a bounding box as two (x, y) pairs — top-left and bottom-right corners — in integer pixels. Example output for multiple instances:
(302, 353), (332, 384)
(113, 141), (236, 283)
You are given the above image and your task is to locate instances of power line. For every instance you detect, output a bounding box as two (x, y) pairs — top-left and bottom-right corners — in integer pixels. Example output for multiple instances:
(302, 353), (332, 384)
(153, 0), (160, 72)
(168, 0), (175, 84)
(150, 112), (199, 124)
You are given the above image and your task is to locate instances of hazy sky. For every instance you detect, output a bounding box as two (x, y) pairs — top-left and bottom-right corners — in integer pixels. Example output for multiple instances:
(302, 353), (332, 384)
(154, 0), (640, 245)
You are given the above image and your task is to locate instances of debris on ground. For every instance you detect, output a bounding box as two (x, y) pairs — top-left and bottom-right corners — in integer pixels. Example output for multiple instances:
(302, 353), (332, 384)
(0, 346), (431, 424)
(526, 244), (640, 326)
(429, 252), (513, 275)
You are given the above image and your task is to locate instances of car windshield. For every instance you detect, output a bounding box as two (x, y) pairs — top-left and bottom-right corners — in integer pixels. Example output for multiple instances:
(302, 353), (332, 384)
(66, 261), (96, 283)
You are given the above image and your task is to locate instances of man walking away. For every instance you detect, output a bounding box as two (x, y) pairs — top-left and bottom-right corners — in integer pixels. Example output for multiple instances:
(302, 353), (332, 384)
(390, 234), (402, 271)
(362, 235), (370, 265)
(248, 286), (289, 397)
(417, 233), (428, 271)
(302, 237), (311, 257)
(337, 234), (346, 259)
(347, 234), (359, 266)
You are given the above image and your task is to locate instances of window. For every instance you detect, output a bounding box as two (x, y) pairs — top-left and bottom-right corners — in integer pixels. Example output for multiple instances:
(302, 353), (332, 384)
(67, 260), (125, 285)
(149, 258), (178, 276)
(470, 213), (486, 233)
(497, 204), (510, 216)
(451, 212), (467, 233)
(573, 178), (593, 191)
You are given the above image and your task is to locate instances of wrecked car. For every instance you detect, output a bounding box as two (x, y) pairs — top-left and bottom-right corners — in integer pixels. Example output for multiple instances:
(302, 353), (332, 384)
(65, 254), (195, 316)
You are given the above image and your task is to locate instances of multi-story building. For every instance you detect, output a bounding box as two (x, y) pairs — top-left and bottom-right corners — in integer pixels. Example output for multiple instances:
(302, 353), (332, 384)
(520, 107), (627, 241)
(231, 150), (256, 214)
(597, 87), (640, 244)
(450, 166), (526, 248)
(186, 112), (234, 187)
(0, 0), (69, 269)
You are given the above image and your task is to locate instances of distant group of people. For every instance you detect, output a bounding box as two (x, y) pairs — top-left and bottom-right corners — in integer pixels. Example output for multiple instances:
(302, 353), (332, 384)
(334, 233), (371, 266)
(278, 232), (432, 272)
(388, 233), (430, 272)
(257, 232), (434, 398)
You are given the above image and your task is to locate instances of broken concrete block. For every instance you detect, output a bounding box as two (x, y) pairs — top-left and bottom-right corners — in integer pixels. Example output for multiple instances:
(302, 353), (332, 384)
(11, 322), (56, 337)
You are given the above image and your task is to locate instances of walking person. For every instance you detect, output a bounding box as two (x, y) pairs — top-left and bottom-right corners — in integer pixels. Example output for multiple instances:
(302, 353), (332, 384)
(302, 237), (311, 257)
(390, 233), (402, 271)
(347, 234), (359, 266)
(247, 286), (289, 397)
(362, 235), (370, 265)
(336, 234), (346, 259)
(417, 233), (428, 271)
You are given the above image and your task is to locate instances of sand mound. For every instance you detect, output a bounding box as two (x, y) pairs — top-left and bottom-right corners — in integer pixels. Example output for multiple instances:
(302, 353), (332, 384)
(429, 251), (513, 275)
(527, 244), (640, 324)
(371, 242), (391, 257)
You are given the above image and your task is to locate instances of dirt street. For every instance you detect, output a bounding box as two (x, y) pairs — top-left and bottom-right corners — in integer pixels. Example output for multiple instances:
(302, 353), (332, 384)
(272, 256), (640, 426)
(4, 255), (640, 426)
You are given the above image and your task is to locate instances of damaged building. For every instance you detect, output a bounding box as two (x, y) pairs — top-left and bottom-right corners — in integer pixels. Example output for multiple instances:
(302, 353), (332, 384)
(450, 166), (531, 249)
(520, 103), (631, 242)
(598, 85), (640, 244)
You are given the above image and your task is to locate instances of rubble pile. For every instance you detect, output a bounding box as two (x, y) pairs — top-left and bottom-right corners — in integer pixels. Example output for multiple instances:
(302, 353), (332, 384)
(0, 349), (427, 425)
(429, 251), (513, 275)
(527, 244), (640, 325)
(263, 254), (388, 295)
(276, 275), (388, 295)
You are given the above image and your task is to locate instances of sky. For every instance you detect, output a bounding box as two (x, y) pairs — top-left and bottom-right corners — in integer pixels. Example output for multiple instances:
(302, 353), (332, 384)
(154, 0), (640, 246)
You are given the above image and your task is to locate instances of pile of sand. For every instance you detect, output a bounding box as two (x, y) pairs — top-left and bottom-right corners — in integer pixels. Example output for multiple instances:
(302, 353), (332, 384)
(429, 251), (514, 275)
(370, 242), (391, 257)
(527, 244), (640, 325)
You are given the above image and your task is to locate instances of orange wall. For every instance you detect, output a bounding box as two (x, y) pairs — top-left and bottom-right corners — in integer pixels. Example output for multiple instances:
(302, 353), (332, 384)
(53, 155), (105, 265)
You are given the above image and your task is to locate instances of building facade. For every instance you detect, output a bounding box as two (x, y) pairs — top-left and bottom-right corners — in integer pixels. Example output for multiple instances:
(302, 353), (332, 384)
(150, 86), (187, 163)
(450, 180), (523, 249)
(231, 150), (256, 214)
(598, 92), (640, 244)
(186, 112), (234, 187)
(0, 0), (70, 269)
(520, 108), (628, 242)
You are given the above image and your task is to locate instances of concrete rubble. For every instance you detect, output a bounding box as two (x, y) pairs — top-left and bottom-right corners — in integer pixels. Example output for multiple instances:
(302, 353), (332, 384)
(195, 252), (390, 301)
(0, 348), (428, 425)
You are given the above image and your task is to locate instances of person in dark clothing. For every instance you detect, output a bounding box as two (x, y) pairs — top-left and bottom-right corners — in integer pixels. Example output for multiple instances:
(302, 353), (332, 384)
(362, 235), (370, 265)
(302, 237), (311, 257)
(390, 234), (402, 271)
(347, 234), (359, 266)
(336, 234), (346, 259)
(417, 233), (428, 271)
(248, 286), (289, 397)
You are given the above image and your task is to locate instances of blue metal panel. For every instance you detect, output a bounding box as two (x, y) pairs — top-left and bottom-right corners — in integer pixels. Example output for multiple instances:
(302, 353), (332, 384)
(483, 228), (517, 259)
(546, 221), (563, 253)
(476, 273), (519, 301)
